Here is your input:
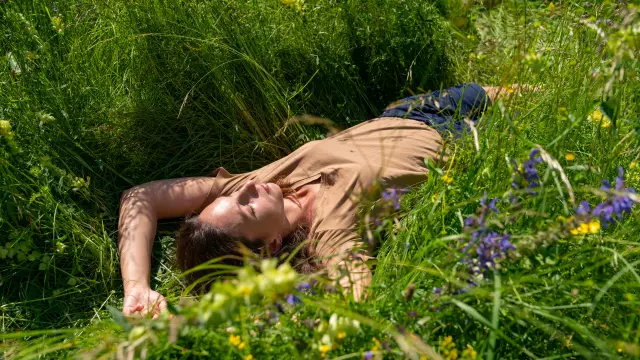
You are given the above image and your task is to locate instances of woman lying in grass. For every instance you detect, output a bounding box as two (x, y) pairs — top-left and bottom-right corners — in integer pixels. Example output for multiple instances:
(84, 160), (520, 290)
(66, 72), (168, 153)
(118, 83), (508, 317)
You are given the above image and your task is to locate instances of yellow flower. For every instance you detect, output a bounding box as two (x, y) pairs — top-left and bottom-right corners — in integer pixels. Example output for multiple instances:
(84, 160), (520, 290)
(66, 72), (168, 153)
(244, 355), (254, 360)
(565, 152), (575, 161)
(570, 220), (599, 235)
(442, 174), (453, 184)
(631, 162), (638, 169)
(0, 120), (13, 138)
(229, 334), (241, 347)
(336, 331), (346, 340)
(319, 344), (330, 356)
(461, 344), (477, 360)
(588, 108), (611, 127)
(548, 2), (555, 10)
(440, 336), (455, 349)
(444, 348), (459, 360)
(372, 337), (380, 352)
(238, 341), (246, 350)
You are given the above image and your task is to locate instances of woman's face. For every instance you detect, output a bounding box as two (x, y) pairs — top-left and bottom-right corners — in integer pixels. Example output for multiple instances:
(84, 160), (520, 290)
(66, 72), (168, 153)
(199, 180), (287, 254)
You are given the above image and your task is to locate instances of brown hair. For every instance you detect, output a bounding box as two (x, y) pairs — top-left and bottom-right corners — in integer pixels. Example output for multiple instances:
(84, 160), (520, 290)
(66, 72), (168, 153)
(175, 178), (322, 288)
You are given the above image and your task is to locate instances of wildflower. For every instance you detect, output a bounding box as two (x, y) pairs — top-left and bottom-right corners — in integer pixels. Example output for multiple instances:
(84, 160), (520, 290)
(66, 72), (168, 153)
(440, 336), (455, 349)
(480, 192), (500, 214)
(511, 148), (543, 194)
(548, 2), (555, 10)
(244, 355), (254, 360)
(588, 108), (611, 127)
(565, 152), (575, 161)
(592, 167), (636, 227)
(382, 187), (409, 210)
(442, 174), (453, 184)
(229, 334), (241, 347)
(372, 338), (381, 351)
(296, 281), (312, 291)
(444, 349), (458, 360)
(364, 351), (374, 360)
(576, 200), (591, 215)
(433, 287), (442, 294)
(569, 219), (600, 235)
(319, 344), (331, 357)
(461, 344), (477, 360)
(461, 193), (514, 276)
(588, 220), (601, 233)
(0, 120), (14, 138)
(336, 331), (346, 339)
(286, 294), (302, 305)
(51, 16), (64, 33)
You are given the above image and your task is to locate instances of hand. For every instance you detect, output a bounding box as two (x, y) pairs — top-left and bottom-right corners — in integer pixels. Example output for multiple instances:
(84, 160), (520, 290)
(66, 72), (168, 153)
(123, 286), (168, 319)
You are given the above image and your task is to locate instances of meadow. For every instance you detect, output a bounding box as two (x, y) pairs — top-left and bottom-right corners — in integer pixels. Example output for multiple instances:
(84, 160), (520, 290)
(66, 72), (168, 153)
(1, 0), (639, 358)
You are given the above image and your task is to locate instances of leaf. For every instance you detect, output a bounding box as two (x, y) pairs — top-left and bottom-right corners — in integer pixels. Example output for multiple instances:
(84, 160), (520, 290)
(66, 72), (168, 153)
(600, 99), (617, 124)
(424, 157), (444, 176)
(107, 305), (132, 332)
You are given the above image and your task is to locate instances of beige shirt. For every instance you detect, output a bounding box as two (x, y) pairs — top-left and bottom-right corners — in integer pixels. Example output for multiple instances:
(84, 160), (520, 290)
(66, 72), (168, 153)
(202, 117), (444, 266)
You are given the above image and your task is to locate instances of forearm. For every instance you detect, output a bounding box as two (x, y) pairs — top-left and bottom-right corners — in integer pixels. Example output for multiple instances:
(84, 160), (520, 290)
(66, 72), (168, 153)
(482, 84), (541, 103)
(330, 258), (372, 302)
(118, 189), (158, 292)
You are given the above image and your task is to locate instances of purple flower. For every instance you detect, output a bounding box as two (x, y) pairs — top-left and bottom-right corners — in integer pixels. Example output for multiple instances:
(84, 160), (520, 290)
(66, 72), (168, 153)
(480, 192), (500, 214)
(577, 200), (591, 215)
(512, 148), (543, 195)
(286, 294), (302, 305)
(364, 351), (374, 360)
(296, 282), (311, 292)
(433, 287), (442, 294)
(588, 166), (636, 227)
(382, 187), (409, 210)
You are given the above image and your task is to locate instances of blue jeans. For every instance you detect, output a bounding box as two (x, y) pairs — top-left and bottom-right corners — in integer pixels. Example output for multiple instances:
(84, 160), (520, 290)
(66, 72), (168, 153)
(379, 83), (491, 136)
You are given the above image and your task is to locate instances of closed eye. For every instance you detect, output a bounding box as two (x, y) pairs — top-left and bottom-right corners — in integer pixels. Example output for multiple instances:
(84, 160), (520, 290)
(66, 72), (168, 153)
(248, 204), (257, 217)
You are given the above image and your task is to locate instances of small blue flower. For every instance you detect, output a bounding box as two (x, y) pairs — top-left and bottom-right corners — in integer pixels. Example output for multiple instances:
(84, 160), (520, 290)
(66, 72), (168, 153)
(433, 287), (442, 294)
(589, 166), (636, 227)
(511, 148), (543, 195)
(296, 282), (311, 292)
(364, 350), (374, 360)
(381, 187), (409, 210)
(286, 294), (302, 305)
(577, 200), (591, 215)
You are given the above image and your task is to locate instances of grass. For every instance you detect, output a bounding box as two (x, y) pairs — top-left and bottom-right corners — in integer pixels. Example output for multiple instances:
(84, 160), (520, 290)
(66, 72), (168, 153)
(1, 0), (639, 358)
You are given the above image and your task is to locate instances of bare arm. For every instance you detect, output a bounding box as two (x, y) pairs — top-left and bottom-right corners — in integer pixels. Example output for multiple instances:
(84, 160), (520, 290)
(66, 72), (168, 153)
(118, 177), (215, 316)
(482, 84), (541, 103)
(336, 259), (372, 302)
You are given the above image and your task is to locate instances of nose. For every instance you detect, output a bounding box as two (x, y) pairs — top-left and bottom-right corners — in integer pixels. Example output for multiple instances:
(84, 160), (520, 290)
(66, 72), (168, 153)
(240, 180), (258, 196)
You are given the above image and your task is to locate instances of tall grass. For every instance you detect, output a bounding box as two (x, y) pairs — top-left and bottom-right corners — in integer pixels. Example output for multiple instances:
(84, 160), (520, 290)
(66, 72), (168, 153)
(0, 0), (458, 332)
(1, 0), (639, 359)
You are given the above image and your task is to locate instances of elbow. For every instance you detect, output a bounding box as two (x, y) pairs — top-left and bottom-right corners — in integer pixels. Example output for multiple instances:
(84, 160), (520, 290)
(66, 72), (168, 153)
(119, 185), (153, 209)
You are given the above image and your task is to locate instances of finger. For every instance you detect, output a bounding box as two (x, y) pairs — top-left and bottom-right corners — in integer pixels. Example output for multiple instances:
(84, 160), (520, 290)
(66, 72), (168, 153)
(157, 298), (168, 313)
(152, 313), (159, 320)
